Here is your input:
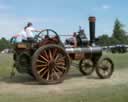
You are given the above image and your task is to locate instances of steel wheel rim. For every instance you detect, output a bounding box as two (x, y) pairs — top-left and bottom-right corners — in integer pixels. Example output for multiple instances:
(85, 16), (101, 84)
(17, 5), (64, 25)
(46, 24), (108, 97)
(81, 59), (93, 73)
(98, 59), (112, 77)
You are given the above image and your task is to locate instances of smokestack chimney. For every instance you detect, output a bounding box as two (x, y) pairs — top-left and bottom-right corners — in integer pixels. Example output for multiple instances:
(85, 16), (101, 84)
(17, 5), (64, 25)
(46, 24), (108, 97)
(89, 16), (96, 45)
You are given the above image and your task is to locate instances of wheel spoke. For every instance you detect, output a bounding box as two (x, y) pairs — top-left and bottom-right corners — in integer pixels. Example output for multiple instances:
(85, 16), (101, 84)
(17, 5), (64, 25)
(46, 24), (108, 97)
(56, 59), (65, 64)
(37, 64), (48, 68)
(36, 59), (47, 64)
(53, 69), (60, 79)
(46, 71), (50, 80)
(43, 50), (49, 60)
(56, 62), (65, 66)
(54, 54), (61, 61)
(56, 56), (65, 62)
(39, 55), (49, 62)
(37, 67), (47, 74)
(104, 70), (108, 76)
(106, 62), (111, 68)
(49, 49), (53, 60)
(40, 69), (49, 78)
(99, 65), (108, 75)
(53, 48), (58, 58)
(56, 65), (66, 71)
(81, 63), (85, 67)
(54, 66), (63, 73)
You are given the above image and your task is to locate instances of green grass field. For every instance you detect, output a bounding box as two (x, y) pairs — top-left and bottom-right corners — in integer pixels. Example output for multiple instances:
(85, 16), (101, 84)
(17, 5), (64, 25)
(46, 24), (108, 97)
(0, 54), (13, 77)
(0, 53), (128, 102)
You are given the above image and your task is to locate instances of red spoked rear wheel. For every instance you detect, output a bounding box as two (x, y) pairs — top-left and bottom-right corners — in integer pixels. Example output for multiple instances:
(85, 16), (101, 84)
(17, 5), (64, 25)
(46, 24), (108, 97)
(32, 44), (70, 84)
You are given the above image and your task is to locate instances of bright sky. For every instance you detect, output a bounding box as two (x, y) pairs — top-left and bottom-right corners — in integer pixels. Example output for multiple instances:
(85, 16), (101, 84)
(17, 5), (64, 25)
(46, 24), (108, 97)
(0, 0), (128, 39)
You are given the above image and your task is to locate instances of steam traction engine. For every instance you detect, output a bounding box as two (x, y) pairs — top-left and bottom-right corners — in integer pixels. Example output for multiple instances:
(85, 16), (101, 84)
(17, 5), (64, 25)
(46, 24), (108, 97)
(11, 17), (114, 84)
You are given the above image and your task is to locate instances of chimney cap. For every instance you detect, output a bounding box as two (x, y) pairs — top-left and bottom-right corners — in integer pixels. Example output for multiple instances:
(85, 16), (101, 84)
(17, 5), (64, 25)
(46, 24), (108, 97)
(89, 16), (96, 22)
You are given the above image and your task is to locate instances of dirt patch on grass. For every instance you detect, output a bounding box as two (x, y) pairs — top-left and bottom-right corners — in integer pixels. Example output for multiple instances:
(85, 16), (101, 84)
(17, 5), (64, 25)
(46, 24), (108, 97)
(0, 68), (128, 95)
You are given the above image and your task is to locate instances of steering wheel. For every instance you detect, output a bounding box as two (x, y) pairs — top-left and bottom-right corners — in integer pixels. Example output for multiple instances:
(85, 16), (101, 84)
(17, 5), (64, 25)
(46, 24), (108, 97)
(34, 29), (59, 42)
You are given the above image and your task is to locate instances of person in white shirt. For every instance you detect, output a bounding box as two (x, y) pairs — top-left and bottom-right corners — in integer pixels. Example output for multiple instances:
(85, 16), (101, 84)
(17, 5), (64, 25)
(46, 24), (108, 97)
(24, 22), (40, 38)
(11, 22), (41, 42)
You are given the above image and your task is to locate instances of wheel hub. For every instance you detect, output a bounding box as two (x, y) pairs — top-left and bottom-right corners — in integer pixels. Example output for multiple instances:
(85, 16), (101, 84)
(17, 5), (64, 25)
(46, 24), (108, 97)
(102, 65), (109, 71)
(48, 61), (55, 69)
(84, 63), (92, 68)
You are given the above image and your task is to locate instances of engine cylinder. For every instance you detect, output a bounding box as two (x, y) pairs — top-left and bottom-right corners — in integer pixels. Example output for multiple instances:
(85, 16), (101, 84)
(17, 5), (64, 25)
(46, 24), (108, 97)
(66, 47), (102, 54)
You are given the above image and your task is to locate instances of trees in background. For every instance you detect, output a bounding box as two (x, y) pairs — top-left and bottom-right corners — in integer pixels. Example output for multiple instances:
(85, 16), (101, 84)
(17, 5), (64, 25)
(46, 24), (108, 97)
(0, 37), (12, 51)
(96, 34), (111, 46)
(0, 18), (128, 51)
(96, 18), (128, 46)
(112, 19), (128, 44)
